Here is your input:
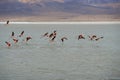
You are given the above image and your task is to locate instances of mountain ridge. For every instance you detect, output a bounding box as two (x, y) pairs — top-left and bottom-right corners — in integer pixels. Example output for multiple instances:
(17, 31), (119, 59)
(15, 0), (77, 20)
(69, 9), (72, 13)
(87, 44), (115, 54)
(0, 0), (120, 21)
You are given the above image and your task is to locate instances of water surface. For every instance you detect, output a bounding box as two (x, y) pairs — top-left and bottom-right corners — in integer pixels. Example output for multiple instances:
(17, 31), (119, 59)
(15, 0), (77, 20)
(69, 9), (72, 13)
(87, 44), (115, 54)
(0, 23), (120, 80)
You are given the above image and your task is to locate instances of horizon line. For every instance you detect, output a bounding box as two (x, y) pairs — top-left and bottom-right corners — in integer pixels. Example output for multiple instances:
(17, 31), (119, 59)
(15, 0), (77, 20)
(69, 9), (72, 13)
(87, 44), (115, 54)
(0, 22), (120, 24)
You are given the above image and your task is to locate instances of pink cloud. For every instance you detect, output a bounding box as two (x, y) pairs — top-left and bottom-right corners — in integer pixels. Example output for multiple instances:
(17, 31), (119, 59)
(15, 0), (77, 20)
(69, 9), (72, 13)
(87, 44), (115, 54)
(18, 0), (64, 3)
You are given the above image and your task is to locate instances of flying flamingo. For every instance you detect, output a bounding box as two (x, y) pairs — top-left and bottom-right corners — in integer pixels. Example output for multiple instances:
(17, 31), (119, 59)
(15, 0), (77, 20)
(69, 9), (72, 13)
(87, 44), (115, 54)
(95, 37), (104, 41)
(19, 31), (24, 37)
(78, 34), (85, 40)
(51, 35), (56, 42)
(5, 41), (11, 47)
(88, 35), (97, 40)
(43, 32), (49, 37)
(61, 37), (68, 42)
(49, 30), (57, 38)
(11, 32), (14, 38)
(13, 38), (18, 43)
(26, 36), (32, 42)
(40, 32), (49, 39)
(49, 33), (54, 38)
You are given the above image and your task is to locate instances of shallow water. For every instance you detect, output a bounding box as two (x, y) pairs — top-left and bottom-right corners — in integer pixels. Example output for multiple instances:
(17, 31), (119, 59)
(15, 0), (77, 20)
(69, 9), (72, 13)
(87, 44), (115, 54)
(0, 23), (120, 80)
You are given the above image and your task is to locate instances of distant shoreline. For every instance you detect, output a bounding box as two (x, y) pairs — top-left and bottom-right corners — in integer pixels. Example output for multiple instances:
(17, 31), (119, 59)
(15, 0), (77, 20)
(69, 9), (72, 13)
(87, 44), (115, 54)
(0, 14), (120, 22)
(0, 22), (120, 24)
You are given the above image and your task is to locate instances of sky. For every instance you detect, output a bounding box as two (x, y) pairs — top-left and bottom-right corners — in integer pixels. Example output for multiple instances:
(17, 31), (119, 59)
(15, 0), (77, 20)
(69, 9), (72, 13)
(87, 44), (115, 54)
(1, 0), (120, 3)
(0, 0), (65, 3)
(0, 0), (120, 21)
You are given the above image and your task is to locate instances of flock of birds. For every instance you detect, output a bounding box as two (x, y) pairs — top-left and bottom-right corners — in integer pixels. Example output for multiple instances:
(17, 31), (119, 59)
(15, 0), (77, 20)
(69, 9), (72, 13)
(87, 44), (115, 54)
(2, 30), (104, 48)
(1, 21), (104, 48)
(4, 31), (32, 48)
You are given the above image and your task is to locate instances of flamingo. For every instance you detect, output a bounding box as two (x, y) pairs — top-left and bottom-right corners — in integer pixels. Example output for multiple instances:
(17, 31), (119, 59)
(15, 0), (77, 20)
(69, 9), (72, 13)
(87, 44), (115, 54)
(5, 41), (11, 47)
(95, 37), (104, 41)
(19, 31), (24, 37)
(49, 30), (57, 38)
(11, 32), (14, 38)
(78, 34), (85, 40)
(13, 38), (18, 43)
(61, 37), (68, 42)
(49, 33), (54, 38)
(51, 35), (56, 41)
(26, 36), (32, 42)
(6, 20), (9, 24)
(43, 32), (49, 37)
(40, 32), (49, 39)
(88, 35), (97, 40)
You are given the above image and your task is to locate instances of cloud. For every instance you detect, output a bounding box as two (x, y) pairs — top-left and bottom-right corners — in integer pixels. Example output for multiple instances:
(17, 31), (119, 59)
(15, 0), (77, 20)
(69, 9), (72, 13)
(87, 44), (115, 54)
(0, 0), (18, 3)
(0, 0), (64, 3)
(18, 0), (64, 3)
(52, 0), (64, 3)
(18, 0), (41, 3)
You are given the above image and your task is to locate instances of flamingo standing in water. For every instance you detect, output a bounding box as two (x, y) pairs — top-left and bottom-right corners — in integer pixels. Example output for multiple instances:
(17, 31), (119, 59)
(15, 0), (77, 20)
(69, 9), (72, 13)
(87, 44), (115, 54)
(6, 20), (9, 24)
